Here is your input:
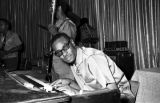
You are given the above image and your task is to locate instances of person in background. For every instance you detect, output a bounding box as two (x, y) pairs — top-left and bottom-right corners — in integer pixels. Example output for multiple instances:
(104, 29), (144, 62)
(48, 0), (77, 81)
(50, 33), (135, 103)
(48, 0), (77, 40)
(0, 18), (22, 71)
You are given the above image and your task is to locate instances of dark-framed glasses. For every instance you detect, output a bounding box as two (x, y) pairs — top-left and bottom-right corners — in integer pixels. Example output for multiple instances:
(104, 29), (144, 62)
(54, 40), (71, 57)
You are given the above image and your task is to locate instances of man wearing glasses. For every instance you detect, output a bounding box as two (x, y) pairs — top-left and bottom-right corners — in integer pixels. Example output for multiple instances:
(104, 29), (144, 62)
(48, 0), (77, 81)
(50, 33), (135, 103)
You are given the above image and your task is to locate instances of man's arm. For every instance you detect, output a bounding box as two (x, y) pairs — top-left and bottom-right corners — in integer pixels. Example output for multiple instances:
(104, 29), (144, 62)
(106, 83), (118, 90)
(48, 24), (58, 36)
(6, 33), (23, 55)
(69, 79), (81, 90)
(50, 78), (81, 95)
(87, 54), (119, 90)
(51, 78), (80, 90)
(5, 44), (22, 54)
(0, 44), (22, 58)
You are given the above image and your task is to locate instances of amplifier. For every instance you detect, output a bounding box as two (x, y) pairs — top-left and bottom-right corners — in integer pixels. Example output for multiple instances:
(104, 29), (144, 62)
(105, 41), (128, 51)
(104, 50), (135, 80)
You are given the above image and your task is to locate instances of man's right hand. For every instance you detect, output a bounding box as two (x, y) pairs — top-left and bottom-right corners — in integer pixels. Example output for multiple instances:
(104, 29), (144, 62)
(50, 78), (71, 87)
(50, 78), (79, 96)
(48, 24), (58, 35)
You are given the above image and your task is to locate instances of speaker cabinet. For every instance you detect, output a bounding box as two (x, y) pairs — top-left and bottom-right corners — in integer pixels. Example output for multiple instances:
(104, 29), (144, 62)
(104, 50), (135, 80)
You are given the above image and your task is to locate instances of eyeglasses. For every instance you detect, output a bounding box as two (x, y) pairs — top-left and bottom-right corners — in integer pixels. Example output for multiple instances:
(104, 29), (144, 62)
(53, 40), (70, 57)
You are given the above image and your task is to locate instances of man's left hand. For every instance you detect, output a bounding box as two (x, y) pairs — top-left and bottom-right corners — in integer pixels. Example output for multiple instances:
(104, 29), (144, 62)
(50, 78), (71, 87)
(55, 84), (78, 96)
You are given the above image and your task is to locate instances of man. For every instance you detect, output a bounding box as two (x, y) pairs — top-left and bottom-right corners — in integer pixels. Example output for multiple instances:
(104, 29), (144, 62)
(48, 0), (77, 80)
(50, 33), (135, 102)
(0, 18), (22, 71)
(48, 0), (77, 40)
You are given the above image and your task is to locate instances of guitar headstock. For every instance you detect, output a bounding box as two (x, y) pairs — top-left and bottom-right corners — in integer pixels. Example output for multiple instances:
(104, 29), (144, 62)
(51, 0), (56, 14)
(50, 0), (56, 24)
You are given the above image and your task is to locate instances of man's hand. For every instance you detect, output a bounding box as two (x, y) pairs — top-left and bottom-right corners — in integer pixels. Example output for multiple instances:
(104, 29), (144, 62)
(50, 78), (79, 95)
(106, 83), (118, 90)
(48, 24), (58, 35)
(55, 84), (78, 96)
(50, 78), (71, 87)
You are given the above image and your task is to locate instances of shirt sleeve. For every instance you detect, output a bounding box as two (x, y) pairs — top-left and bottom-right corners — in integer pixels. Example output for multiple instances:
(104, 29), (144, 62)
(60, 20), (77, 40)
(12, 33), (22, 46)
(87, 54), (116, 88)
(5, 32), (22, 50)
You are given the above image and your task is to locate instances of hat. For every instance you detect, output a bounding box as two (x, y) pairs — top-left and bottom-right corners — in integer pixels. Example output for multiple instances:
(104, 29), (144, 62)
(56, 0), (71, 14)
(0, 18), (12, 30)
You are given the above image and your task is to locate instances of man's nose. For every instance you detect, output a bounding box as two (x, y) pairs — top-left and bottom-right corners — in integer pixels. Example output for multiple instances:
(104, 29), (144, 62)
(62, 50), (68, 56)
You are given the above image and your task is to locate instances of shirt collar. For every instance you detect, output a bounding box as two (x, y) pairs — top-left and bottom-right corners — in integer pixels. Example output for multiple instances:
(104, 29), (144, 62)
(74, 47), (84, 67)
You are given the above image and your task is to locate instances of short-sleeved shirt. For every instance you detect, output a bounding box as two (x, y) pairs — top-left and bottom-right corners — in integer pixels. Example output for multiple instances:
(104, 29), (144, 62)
(55, 17), (77, 40)
(0, 31), (22, 59)
(71, 47), (133, 96)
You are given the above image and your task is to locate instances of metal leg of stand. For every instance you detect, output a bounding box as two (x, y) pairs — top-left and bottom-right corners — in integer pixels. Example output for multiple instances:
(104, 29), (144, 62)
(0, 64), (7, 80)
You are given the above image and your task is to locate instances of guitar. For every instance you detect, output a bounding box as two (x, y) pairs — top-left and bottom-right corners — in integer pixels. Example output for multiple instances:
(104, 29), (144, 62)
(37, 0), (56, 33)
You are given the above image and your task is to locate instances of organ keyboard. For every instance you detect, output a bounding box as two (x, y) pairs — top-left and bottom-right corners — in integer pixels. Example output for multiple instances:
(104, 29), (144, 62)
(6, 71), (57, 93)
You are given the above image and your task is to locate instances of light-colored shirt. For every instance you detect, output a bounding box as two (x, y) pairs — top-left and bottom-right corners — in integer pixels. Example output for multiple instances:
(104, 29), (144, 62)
(71, 47), (133, 96)
(0, 31), (22, 59)
(55, 17), (77, 40)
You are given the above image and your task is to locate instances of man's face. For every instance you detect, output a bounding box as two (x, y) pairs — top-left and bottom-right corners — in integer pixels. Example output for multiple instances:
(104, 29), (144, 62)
(52, 37), (77, 64)
(0, 21), (7, 33)
(56, 6), (62, 19)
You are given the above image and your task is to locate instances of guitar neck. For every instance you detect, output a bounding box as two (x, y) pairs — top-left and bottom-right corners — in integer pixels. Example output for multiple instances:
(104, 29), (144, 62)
(51, 0), (56, 25)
